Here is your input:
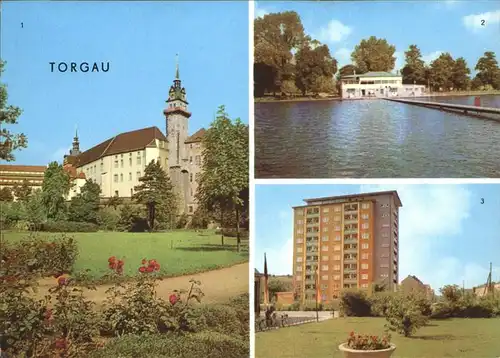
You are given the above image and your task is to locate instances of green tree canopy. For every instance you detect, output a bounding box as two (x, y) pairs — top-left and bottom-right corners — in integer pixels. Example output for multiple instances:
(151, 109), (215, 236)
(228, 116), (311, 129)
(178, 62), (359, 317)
(351, 36), (396, 73)
(133, 160), (177, 231)
(428, 53), (455, 91)
(13, 179), (32, 202)
(196, 105), (248, 250)
(451, 57), (471, 91)
(0, 60), (26, 161)
(401, 45), (427, 85)
(24, 189), (47, 229)
(68, 179), (101, 223)
(295, 43), (337, 95)
(0, 187), (14, 202)
(475, 51), (500, 89)
(41, 162), (72, 220)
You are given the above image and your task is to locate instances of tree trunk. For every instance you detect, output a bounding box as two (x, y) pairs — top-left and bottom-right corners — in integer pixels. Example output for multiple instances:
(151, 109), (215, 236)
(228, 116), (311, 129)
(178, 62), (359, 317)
(221, 208), (224, 246)
(236, 206), (241, 253)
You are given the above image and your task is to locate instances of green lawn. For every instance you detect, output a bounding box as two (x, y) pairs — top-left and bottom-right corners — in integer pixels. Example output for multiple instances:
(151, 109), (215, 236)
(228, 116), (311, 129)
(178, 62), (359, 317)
(2, 230), (248, 280)
(256, 317), (500, 358)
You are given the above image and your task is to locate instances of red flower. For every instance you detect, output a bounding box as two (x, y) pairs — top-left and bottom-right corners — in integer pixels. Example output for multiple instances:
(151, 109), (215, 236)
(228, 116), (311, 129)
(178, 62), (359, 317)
(117, 259), (124, 268)
(169, 293), (178, 305)
(146, 266), (154, 273)
(141, 258), (147, 265)
(108, 256), (116, 264)
(139, 266), (146, 273)
(57, 276), (67, 286)
(44, 308), (53, 320)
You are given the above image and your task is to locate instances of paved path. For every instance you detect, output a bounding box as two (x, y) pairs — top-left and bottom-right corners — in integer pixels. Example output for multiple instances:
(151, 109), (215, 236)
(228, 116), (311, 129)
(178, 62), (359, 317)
(36, 263), (249, 305)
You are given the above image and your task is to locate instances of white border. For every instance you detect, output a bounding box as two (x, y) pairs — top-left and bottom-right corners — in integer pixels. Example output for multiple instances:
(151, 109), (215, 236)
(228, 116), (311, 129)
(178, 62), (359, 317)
(248, 2), (255, 358)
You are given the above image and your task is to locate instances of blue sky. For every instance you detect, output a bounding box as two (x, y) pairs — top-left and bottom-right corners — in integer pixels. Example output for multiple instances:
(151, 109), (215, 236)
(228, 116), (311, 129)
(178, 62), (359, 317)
(255, 1), (500, 74)
(255, 184), (500, 291)
(2, 2), (249, 165)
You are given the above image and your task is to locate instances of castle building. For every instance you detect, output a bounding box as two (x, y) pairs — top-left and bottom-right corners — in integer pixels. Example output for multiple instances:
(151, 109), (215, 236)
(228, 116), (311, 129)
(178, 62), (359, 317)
(63, 59), (205, 215)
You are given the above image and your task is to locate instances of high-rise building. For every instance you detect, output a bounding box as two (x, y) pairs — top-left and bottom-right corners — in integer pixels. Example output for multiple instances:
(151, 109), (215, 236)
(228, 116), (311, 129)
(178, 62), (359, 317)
(292, 190), (402, 304)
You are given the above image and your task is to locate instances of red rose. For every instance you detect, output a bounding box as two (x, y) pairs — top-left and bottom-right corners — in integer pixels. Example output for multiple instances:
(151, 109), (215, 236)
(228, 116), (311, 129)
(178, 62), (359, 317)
(155, 263), (160, 271)
(108, 256), (116, 263)
(139, 266), (146, 273)
(57, 276), (67, 286)
(146, 266), (154, 273)
(169, 294), (178, 305)
(141, 258), (147, 265)
(117, 259), (124, 268)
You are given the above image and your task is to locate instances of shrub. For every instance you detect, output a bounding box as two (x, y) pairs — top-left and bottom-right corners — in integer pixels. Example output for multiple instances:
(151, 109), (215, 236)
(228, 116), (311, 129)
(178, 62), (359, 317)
(41, 220), (99, 232)
(384, 292), (428, 337)
(89, 331), (249, 358)
(96, 207), (120, 231)
(430, 301), (455, 319)
(288, 302), (301, 311)
(190, 304), (242, 337)
(176, 213), (189, 229)
(340, 290), (372, 317)
(346, 331), (392, 350)
(370, 292), (394, 317)
(117, 204), (148, 232)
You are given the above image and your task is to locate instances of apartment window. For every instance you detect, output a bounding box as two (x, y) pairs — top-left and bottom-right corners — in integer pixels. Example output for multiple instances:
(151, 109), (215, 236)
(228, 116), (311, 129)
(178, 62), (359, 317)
(321, 236), (329, 242)
(361, 214), (369, 219)
(334, 206), (341, 212)
(297, 247), (303, 253)
(190, 156), (193, 164)
(382, 232), (389, 237)
(190, 173), (193, 182)
(322, 217), (329, 223)
(296, 210), (303, 216)
(100, 162), (103, 171)
(296, 275), (302, 281)
(195, 155), (201, 165)
(361, 274), (368, 280)
(381, 253), (389, 258)
(296, 238), (303, 244)
(334, 245), (341, 252)
(361, 253), (368, 259)
(361, 203), (370, 209)
(381, 243), (390, 248)
(114, 160), (118, 168)
(361, 263), (369, 269)
(361, 283), (369, 288)
(189, 205), (193, 213)
(382, 213), (389, 218)
(361, 243), (369, 249)
(380, 274), (389, 278)
(297, 229), (303, 234)
(296, 266), (303, 272)
(334, 226), (341, 231)
(321, 246), (329, 252)
(297, 219), (303, 225)
(381, 203), (389, 208)
(128, 172), (132, 181)
(129, 157), (132, 166)
(136, 171), (141, 179)
(362, 233), (369, 239)
(335, 235), (341, 241)
(382, 224), (390, 228)
(296, 257), (303, 262)
(322, 255), (329, 261)
(113, 174), (118, 182)
(380, 264), (389, 268)
(323, 227), (328, 232)
(120, 174), (123, 182)
(321, 265), (328, 271)
(334, 265), (340, 271)
(323, 207), (329, 213)
(137, 154), (142, 165)
(120, 159), (124, 168)
(130, 188), (133, 196)
(195, 172), (199, 182)
(334, 255), (341, 261)
(361, 223), (369, 229)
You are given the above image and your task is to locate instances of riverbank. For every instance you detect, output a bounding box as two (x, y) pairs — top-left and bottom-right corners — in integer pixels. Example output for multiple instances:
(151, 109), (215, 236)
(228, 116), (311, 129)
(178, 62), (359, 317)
(255, 90), (500, 103)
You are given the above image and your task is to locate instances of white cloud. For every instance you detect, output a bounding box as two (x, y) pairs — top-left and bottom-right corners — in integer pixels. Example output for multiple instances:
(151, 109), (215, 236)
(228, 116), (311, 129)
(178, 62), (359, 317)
(254, 3), (270, 19)
(51, 146), (70, 163)
(422, 50), (444, 65)
(463, 10), (500, 32)
(317, 20), (352, 43)
(334, 47), (352, 68)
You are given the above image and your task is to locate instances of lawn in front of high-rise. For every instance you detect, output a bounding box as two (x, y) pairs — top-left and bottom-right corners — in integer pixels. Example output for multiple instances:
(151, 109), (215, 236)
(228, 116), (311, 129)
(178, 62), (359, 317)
(255, 317), (500, 358)
(2, 230), (248, 280)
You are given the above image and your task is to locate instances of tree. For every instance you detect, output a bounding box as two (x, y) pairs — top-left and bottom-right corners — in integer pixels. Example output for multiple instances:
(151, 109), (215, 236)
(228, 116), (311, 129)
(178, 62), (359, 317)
(401, 45), (427, 85)
(0, 187), (14, 202)
(106, 194), (123, 209)
(351, 36), (396, 73)
(24, 189), (46, 230)
(254, 11), (307, 95)
(336, 64), (362, 93)
(133, 160), (177, 231)
(41, 162), (72, 220)
(385, 292), (428, 337)
(440, 284), (462, 304)
(68, 179), (101, 223)
(295, 43), (337, 95)
(196, 105), (249, 251)
(451, 57), (471, 90)
(12, 179), (32, 202)
(428, 53), (455, 91)
(0, 60), (26, 162)
(475, 51), (500, 89)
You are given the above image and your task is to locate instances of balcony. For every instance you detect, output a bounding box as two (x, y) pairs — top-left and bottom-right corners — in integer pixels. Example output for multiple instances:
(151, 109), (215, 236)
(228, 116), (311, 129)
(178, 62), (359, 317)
(344, 267), (357, 273)
(344, 218), (358, 224)
(344, 277), (357, 284)
(344, 257), (357, 264)
(344, 229), (358, 235)
(344, 238), (358, 245)
(344, 247), (358, 254)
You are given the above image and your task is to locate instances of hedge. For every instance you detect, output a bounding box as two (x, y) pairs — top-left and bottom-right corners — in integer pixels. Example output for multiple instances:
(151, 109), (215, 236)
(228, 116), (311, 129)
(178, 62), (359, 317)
(41, 220), (99, 232)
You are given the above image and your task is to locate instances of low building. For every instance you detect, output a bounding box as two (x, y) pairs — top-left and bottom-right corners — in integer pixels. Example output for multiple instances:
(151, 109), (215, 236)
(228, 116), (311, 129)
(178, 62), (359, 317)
(400, 275), (434, 299)
(340, 71), (426, 99)
(473, 282), (500, 297)
(0, 165), (46, 197)
(275, 291), (294, 305)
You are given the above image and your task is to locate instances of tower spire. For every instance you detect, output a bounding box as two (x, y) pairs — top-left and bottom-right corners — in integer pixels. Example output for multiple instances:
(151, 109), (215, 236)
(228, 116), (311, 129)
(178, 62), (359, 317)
(175, 53), (179, 80)
(70, 125), (80, 156)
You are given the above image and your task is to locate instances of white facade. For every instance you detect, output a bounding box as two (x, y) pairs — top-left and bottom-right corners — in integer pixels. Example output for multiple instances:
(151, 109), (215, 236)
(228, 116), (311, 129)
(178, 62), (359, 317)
(340, 72), (426, 99)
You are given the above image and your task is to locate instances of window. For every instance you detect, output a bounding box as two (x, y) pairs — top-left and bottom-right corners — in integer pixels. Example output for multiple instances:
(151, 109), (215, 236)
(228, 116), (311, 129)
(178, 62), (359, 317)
(333, 275), (340, 280)
(297, 219), (303, 225)
(323, 227), (328, 232)
(100, 162), (103, 171)
(381, 203), (389, 208)
(321, 236), (328, 242)
(361, 223), (369, 229)
(334, 215), (341, 221)
(321, 275), (328, 281)
(297, 229), (303, 234)
(380, 264), (389, 268)
(381, 253), (389, 258)
(296, 257), (303, 262)
(382, 213), (389, 217)
(322, 217), (329, 223)
(382, 224), (390, 228)
(189, 205), (193, 213)
(114, 160), (118, 168)
(115, 190), (119, 196)
(361, 263), (369, 269)
(334, 255), (341, 261)
(361, 203), (370, 209)
(296, 238), (303, 244)
(322, 255), (328, 261)
(113, 174), (118, 182)
(120, 159), (124, 168)
(195, 155), (201, 165)
(361, 253), (369, 259)
(120, 174), (123, 182)
(381, 243), (389, 248)
(321, 246), (328, 252)
(130, 188), (133, 196)
(361, 283), (369, 288)
(333, 265), (340, 271)
(321, 265), (328, 271)
(296, 266), (303, 272)
(361, 243), (369, 249)
(136, 171), (141, 179)
(361, 214), (369, 219)
(334, 226), (341, 231)
(334, 235), (341, 241)
(297, 247), (303, 253)
(361, 274), (368, 280)
(362, 233), (369, 239)
(190, 156), (193, 164)
(323, 207), (329, 213)
(334, 245), (341, 252)
(190, 173), (193, 182)
(129, 173), (132, 181)
(296, 275), (302, 281)
(137, 154), (142, 165)
(334, 206), (341, 212)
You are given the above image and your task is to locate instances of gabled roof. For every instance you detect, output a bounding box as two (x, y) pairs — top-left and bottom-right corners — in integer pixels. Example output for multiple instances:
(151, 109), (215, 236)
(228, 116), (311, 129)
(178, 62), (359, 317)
(185, 128), (206, 144)
(75, 126), (167, 168)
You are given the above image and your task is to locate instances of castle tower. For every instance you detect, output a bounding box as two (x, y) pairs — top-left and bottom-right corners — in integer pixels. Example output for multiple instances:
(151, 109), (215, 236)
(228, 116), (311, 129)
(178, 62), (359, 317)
(163, 55), (192, 214)
(70, 126), (81, 156)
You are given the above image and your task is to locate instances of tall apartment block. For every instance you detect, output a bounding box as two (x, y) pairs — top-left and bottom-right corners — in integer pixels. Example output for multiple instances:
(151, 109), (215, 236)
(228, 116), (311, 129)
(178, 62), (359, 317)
(292, 191), (402, 304)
